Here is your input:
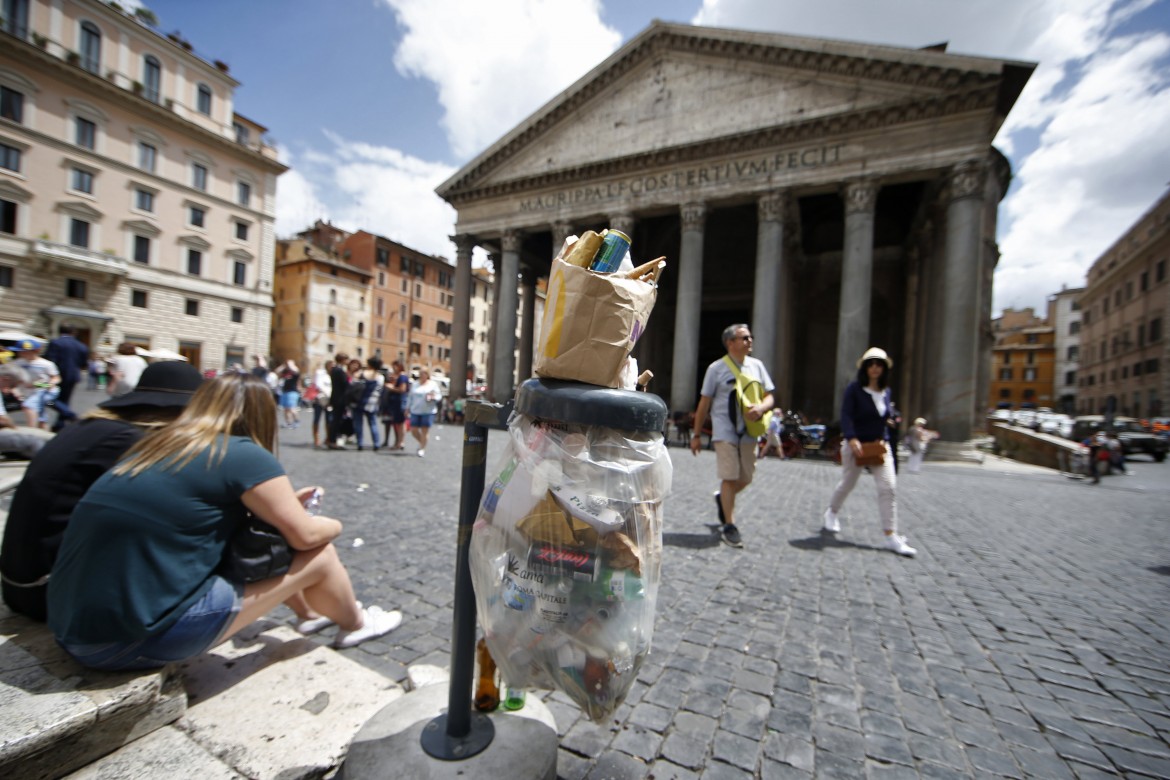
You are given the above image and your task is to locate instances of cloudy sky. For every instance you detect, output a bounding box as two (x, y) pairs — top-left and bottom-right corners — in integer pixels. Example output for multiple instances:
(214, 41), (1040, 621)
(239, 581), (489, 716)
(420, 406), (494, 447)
(137, 0), (1170, 315)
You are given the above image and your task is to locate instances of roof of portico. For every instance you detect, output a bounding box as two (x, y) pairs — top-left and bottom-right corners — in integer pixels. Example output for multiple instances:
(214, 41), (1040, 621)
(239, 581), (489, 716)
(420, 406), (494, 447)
(437, 21), (1034, 209)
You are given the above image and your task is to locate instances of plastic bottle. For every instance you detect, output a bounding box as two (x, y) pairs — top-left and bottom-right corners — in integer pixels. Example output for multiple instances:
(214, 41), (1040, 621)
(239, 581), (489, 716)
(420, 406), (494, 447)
(474, 638), (500, 712)
(303, 488), (323, 515)
(591, 568), (645, 602)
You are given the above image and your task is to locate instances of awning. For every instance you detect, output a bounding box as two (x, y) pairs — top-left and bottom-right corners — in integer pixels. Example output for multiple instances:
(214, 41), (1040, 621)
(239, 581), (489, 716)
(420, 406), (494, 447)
(42, 305), (113, 322)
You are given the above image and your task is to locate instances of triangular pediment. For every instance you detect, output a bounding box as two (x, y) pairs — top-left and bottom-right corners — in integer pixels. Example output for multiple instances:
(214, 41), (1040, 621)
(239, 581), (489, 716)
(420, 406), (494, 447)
(438, 22), (1033, 200)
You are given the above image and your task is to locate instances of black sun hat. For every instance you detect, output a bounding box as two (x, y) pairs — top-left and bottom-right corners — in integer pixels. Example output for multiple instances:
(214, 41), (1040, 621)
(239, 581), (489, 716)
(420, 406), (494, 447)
(98, 361), (204, 409)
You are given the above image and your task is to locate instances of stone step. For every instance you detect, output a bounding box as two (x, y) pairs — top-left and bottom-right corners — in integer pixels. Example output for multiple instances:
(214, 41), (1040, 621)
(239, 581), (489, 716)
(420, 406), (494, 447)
(0, 613), (186, 779)
(68, 621), (407, 779)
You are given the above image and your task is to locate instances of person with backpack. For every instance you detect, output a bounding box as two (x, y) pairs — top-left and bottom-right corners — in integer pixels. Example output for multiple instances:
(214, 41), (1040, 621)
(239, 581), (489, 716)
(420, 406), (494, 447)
(689, 324), (775, 549)
(822, 347), (917, 557)
(348, 357), (385, 451)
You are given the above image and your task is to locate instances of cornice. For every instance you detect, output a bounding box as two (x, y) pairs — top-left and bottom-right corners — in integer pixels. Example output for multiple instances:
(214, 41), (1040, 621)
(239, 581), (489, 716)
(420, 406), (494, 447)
(443, 84), (999, 206)
(1, 34), (286, 174)
(438, 25), (1003, 199)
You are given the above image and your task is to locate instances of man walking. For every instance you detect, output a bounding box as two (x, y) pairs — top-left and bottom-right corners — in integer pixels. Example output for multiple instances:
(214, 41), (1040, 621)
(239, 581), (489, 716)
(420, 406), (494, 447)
(689, 324), (776, 548)
(326, 352), (350, 449)
(44, 325), (88, 408)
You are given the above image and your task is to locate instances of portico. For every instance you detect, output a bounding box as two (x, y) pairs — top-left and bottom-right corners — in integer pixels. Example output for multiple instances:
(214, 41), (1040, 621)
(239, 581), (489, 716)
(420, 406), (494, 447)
(436, 22), (1032, 443)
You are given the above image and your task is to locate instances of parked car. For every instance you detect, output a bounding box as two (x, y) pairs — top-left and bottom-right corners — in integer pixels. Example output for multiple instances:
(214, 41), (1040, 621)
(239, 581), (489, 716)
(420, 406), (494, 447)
(1039, 412), (1072, 438)
(1069, 416), (1168, 462)
(1012, 409), (1038, 429)
(987, 408), (1012, 423)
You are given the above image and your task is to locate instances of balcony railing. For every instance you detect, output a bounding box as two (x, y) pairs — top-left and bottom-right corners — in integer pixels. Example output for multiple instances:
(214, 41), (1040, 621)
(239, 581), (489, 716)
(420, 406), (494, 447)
(33, 240), (128, 276)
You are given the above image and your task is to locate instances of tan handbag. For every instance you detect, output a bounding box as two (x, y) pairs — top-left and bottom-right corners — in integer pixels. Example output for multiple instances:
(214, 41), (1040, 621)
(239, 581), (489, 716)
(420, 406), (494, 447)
(855, 441), (886, 467)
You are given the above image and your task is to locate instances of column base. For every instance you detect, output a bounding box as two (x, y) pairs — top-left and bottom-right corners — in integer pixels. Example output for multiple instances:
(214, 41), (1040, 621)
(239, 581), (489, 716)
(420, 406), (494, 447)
(927, 440), (985, 464)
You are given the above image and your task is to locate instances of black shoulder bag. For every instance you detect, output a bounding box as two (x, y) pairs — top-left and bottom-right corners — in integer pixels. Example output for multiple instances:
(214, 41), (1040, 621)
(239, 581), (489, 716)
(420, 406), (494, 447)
(219, 515), (293, 583)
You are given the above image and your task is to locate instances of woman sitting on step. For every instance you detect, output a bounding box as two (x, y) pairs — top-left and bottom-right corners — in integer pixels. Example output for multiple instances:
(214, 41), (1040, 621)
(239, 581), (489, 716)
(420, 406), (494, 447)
(47, 373), (401, 671)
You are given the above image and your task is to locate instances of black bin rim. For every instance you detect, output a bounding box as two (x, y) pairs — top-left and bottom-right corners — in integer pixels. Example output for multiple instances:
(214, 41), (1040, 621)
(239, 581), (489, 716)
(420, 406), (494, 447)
(514, 378), (667, 433)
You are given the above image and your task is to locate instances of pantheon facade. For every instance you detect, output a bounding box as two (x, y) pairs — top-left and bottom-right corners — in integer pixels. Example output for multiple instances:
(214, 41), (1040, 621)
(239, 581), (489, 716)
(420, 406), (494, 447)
(437, 22), (1034, 443)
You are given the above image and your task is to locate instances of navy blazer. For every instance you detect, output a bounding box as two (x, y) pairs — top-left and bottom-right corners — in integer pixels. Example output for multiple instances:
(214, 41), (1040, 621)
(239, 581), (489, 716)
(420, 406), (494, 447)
(839, 381), (894, 443)
(45, 335), (88, 384)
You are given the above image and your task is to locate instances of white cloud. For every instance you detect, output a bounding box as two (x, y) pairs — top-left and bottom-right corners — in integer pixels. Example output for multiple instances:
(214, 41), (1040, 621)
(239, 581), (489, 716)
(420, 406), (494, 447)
(381, 0), (622, 160)
(274, 147), (329, 239)
(692, 0), (1170, 315)
(276, 134), (461, 260)
(996, 30), (1170, 309)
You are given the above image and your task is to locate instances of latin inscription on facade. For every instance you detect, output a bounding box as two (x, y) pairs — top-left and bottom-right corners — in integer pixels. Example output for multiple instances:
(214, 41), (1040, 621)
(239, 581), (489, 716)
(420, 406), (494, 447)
(518, 144), (843, 213)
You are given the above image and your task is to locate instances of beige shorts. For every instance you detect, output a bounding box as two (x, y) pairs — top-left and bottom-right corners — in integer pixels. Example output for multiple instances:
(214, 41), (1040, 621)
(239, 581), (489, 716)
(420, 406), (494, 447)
(714, 440), (758, 484)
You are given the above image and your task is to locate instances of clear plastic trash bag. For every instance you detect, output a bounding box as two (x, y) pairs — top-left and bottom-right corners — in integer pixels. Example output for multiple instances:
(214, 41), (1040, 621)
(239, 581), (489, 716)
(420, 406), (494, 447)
(470, 411), (672, 721)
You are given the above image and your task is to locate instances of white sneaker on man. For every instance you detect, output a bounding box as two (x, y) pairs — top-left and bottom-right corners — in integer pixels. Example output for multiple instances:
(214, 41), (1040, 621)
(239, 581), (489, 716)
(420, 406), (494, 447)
(884, 534), (917, 557)
(822, 508), (840, 534)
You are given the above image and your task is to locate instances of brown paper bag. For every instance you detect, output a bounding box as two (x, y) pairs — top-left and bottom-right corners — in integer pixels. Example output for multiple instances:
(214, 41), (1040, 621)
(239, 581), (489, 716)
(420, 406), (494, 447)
(535, 256), (658, 388)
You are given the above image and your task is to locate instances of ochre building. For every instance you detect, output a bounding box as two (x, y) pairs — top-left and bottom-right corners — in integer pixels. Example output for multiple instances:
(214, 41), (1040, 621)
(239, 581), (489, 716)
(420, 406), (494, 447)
(437, 22), (1034, 442)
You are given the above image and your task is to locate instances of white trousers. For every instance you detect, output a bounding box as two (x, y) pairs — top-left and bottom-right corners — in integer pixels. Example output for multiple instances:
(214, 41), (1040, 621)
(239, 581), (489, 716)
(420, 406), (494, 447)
(828, 440), (898, 534)
(907, 450), (925, 473)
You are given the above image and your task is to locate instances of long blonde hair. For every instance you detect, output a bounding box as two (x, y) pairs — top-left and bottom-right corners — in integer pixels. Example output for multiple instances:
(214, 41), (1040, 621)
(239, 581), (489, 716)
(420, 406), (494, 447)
(113, 373), (277, 477)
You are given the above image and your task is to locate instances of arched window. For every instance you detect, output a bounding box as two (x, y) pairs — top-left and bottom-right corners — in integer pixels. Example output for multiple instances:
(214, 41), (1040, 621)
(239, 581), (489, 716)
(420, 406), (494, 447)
(80, 21), (101, 73)
(327, 315), (336, 332)
(357, 322), (364, 337)
(329, 289), (337, 304)
(142, 55), (161, 103)
(196, 83), (211, 115)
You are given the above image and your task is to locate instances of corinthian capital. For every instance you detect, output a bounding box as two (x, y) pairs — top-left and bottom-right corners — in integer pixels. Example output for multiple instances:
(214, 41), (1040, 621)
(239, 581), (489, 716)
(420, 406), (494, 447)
(451, 234), (476, 260)
(843, 179), (878, 215)
(609, 213), (635, 236)
(757, 191), (788, 223)
(681, 202), (706, 232)
(501, 229), (523, 253)
(948, 160), (986, 202)
(551, 220), (574, 246)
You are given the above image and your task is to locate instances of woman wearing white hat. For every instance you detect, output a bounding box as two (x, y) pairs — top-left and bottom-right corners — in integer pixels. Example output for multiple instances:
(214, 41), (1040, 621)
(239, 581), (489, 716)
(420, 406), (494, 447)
(822, 347), (917, 557)
(906, 417), (939, 474)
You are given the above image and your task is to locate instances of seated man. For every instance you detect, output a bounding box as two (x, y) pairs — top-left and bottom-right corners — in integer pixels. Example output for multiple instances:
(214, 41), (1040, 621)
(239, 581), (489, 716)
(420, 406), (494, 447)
(0, 364), (50, 459)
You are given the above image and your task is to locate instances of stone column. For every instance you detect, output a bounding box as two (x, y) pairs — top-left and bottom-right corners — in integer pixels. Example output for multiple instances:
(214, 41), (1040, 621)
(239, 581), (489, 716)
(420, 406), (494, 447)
(517, 266), (537, 383)
(485, 253), (499, 395)
(449, 234), (475, 399)
(609, 213), (635, 242)
(834, 179), (878, 395)
(491, 230), (522, 403)
(551, 219), (574, 255)
(935, 161), (987, 442)
(753, 191), (787, 392)
(670, 202), (707, 411)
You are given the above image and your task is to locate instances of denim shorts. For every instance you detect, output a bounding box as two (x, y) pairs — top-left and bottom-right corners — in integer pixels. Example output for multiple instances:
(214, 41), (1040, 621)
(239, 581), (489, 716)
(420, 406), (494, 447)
(59, 576), (243, 672)
(411, 413), (434, 429)
(280, 391), (300, 409)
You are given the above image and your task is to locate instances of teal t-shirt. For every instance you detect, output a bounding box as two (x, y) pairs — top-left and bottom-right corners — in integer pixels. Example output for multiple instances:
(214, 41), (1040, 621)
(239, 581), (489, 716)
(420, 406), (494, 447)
(47, 435), (285, 646)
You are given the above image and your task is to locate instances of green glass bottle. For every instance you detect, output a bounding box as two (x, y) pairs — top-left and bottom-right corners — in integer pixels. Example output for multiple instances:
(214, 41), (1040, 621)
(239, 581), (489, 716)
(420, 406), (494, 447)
(502, 684), (526, 711)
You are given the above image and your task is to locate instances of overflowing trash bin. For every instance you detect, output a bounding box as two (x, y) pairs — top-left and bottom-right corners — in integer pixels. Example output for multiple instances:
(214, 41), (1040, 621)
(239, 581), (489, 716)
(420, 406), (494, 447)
(469, 379), (670, 721)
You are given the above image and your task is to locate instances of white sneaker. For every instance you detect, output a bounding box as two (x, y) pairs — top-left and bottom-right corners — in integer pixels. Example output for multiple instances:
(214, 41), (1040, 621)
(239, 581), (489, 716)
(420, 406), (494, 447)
(417, 449), (425, 458)
(822, 508), (840, 533)
(333, 606), (403, 648)
(884, 534), (917, 557)
(295, 615), (333, 635)
(295, 600), (362, 635)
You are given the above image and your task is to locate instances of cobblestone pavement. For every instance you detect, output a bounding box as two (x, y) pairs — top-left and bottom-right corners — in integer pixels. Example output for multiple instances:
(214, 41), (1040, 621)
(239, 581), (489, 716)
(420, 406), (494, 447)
(255, 407), (1170, 780)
